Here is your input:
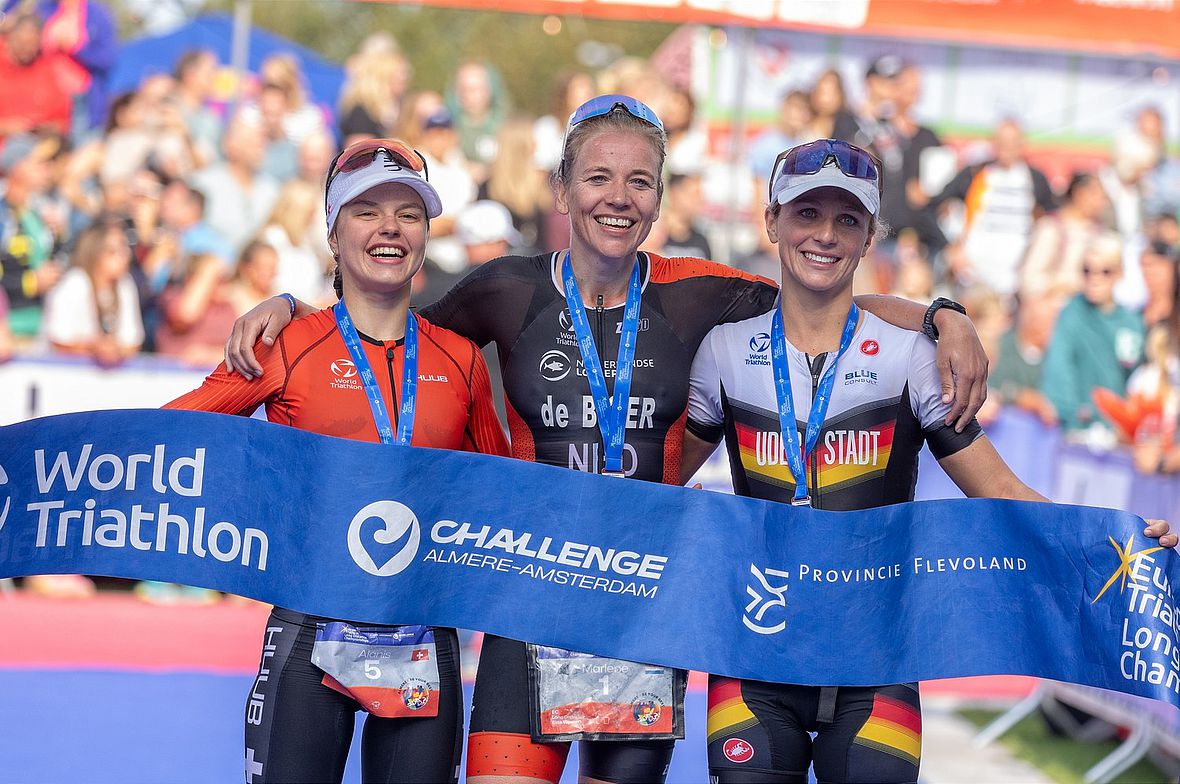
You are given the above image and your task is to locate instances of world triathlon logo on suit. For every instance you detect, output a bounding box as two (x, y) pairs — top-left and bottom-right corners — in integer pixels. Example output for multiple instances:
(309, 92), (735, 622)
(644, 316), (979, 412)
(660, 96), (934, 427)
(746, 333), (771, 366)
(330, 359), (361, 390)
(1091, 533), (1180, 696)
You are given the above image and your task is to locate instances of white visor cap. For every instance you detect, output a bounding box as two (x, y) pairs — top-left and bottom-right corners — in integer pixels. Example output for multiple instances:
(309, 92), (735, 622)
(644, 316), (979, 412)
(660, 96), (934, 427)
(326, 149), (443, 233)
(769, 159), (880, 217)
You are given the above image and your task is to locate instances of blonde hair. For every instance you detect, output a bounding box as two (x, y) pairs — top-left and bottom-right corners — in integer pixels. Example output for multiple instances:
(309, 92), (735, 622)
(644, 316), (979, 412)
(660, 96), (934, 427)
(486, 116), (549, 217)
(1085, 232), (1124, 268)
(338, 49), (408, 132)
(392, 90), (444, 149)
(260, 53), (308, 110)
(265, 179), (319, 245)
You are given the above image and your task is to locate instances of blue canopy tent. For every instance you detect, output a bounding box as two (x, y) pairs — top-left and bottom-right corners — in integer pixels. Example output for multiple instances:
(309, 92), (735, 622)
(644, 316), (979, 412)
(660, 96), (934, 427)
(107, 12), (345, 125)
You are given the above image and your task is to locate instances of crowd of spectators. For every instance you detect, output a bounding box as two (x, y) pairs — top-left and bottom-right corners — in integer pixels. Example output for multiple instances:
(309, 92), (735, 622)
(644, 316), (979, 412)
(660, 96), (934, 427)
(2, 5), (1180, 478)
(746, 55), (1180, 475)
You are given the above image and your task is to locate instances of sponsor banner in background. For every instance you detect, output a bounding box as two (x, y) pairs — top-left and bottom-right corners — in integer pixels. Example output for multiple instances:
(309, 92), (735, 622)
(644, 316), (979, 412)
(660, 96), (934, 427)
(0, 410), (1178, 711)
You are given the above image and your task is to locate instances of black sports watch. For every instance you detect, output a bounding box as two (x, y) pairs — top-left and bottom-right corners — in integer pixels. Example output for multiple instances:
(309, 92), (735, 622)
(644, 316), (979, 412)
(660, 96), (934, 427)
(922, 297), (967, 341)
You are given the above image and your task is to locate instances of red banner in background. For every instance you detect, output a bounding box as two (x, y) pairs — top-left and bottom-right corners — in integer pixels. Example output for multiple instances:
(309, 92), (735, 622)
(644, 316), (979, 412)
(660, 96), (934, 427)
(861, 0), (1180, 60)
(358, 0), (1180, 59)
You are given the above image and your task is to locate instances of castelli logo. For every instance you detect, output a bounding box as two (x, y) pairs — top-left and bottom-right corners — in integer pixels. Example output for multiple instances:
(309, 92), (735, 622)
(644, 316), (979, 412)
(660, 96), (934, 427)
(723, 737), (754, 763)
(860, 339), (879, 356)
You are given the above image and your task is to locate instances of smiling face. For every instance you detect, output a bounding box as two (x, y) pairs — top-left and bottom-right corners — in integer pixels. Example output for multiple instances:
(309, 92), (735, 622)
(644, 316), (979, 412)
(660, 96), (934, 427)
(767, 185), (873, 297)
(555, 127), (662, 266)
(328, 181), (428, 299)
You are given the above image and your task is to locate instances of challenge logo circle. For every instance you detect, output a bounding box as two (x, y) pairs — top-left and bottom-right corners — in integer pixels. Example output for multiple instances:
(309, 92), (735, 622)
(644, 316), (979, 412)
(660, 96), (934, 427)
(749, 333), (771, 353)
(631, 693), (663, 726)
(860, 339), (880, 356)
(539, 350), (571, 382)
(723, 737), (754, 763)
(400, 677), (431, 710)
(0, 462), (9, 534)
(331, 359), (358, 378)
(347, 500), (420, 577)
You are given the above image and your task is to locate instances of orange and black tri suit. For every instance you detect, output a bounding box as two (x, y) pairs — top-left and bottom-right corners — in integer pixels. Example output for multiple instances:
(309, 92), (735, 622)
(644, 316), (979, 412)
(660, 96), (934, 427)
(166, 308), (508, 784)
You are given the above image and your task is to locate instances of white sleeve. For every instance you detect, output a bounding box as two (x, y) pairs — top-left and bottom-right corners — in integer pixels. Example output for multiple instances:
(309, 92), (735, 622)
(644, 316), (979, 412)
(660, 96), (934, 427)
(688, 325), (726, 437)
(115, 276), (144, 348)
(906, 332), (954, 430)
(907, 331), (983, 457)
(42, 269), (94, 345)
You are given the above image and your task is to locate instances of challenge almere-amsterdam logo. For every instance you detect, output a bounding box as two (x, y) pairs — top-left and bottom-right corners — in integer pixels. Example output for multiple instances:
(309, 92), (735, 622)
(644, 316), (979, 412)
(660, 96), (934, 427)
(1092, 533), (1179, 695)
(344, 497), (670, 601)
(347, 500), (420, 577)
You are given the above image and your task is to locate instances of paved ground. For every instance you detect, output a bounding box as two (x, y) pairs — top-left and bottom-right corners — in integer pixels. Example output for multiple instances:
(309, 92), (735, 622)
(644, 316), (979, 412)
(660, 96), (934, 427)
(921, 698), (1054, 784)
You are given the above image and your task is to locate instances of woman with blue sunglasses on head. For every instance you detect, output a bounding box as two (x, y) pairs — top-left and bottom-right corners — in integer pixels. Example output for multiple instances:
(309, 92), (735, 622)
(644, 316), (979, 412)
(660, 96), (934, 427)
(679, 139), (1177, 784)
(223, 98), (992, 784)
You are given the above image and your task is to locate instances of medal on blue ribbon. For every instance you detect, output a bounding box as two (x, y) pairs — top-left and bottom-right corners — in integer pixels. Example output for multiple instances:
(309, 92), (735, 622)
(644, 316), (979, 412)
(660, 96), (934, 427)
(333, 300), (418, 447)
(769, 302), (860, 506)
(561, 252), (642, 476)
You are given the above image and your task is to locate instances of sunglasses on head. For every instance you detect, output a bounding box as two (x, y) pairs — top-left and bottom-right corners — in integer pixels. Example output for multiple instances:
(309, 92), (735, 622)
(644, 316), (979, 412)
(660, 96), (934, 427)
(566, 94), (664, 133)
(769, 139), (881, 201)
(326, 139), (429, 189)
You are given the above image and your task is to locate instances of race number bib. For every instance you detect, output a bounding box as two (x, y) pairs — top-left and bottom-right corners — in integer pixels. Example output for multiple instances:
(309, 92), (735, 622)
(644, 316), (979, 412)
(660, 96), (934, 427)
(312, 622), (440, 718)
(527, 645), (684, 742)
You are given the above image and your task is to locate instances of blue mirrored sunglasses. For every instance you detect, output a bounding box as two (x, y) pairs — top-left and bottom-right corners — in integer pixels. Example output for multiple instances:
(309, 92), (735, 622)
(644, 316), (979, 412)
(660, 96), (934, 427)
(566, 94), (664, 132)
(769, 139), (881, 200)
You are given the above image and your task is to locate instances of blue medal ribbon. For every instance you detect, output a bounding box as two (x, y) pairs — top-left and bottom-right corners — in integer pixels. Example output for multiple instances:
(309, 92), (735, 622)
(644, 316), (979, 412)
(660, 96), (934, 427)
(561, 252), (642, 475)
(333, 300), (418, 447)
(769, 302), (860, 505)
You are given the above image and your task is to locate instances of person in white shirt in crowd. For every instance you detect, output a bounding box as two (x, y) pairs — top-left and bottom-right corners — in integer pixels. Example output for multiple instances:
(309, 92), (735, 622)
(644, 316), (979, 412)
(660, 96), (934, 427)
(295, 128), (336, 273)
(1100, 127), (1161, 309)
(172, 48), (222, 169)
(1018, 171), (1110, 312)
(260, 179), (332, 305)
(930, 118), (1055, 299)
(249, 52), (327, 146)
(42, 214), (143, 363)
(415, 107), (477, 272)
(191, 111), (280, 256)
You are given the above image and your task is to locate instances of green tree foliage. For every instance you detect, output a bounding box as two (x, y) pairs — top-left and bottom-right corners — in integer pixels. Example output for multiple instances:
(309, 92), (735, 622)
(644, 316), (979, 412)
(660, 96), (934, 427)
(199, 1), (675, 114)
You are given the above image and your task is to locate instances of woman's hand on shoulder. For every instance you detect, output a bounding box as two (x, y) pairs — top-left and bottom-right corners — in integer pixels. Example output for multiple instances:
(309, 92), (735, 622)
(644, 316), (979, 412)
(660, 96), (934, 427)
(224, 296), (295, 379)
(934, 309), (989, 432)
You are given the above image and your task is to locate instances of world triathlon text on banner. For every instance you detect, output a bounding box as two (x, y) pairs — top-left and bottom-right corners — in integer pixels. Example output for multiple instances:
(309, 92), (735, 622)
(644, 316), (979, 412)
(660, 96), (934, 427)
(0, 409), (1177, 711)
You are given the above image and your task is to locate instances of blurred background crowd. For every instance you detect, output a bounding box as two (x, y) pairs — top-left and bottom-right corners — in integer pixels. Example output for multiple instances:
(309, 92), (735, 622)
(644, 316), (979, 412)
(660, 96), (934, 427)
(1, 2), (1179, 483)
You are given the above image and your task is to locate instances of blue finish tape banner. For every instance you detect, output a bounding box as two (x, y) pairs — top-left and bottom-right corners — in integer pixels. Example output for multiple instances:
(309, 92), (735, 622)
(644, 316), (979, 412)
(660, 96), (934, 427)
(1, 410), (1178, 710)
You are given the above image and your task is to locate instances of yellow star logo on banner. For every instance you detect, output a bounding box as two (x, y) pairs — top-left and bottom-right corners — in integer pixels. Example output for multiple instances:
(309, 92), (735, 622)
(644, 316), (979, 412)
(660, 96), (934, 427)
(1091, 536), (1163, 604)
